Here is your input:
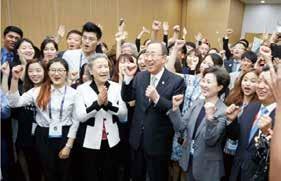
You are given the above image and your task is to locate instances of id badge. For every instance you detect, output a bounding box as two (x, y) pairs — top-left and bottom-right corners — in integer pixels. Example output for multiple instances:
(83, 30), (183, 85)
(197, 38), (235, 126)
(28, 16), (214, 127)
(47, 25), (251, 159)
(31, 123), (37, 136)
(190, 140), (195, 155)
(49, 123), (62, 138)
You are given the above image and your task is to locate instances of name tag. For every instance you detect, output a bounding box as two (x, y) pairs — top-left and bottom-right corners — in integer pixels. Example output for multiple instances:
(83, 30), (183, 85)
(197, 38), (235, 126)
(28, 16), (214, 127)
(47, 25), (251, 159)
(31, 123), (37, 136)
(190, 140), (195, 155)
(49, 123), (62, 138)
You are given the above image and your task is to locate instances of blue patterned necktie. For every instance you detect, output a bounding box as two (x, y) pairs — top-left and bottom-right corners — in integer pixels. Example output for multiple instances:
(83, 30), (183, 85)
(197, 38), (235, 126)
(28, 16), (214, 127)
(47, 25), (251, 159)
(248, 106), (269, 143)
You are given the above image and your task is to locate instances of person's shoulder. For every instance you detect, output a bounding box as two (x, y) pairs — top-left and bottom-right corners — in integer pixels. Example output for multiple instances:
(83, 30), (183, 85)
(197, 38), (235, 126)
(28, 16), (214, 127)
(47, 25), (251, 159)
(76, 81), (91, 90)
(63, 49), (82, 57)
(165, 69), (184, 82)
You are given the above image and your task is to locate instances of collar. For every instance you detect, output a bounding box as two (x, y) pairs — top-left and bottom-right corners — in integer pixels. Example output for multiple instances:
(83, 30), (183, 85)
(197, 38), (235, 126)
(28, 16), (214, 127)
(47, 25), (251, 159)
(51, 84), (67, 94)
(89, 80), (110, 94)
(151, 67), (165, 80)
(260, 102), (277, 114)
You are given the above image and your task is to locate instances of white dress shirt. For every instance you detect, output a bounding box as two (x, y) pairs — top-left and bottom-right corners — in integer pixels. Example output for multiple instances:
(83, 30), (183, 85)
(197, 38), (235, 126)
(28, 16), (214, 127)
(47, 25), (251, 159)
(62, 49), (89, 73)
(7, 85), (87, 138)
(77, 80), (128, 150)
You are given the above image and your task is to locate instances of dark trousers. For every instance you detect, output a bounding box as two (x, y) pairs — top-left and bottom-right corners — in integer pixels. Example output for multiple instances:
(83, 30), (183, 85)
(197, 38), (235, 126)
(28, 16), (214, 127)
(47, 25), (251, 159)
(131, 136), (169, 181)
(81, 140), (118, 181)
(17, 145), (42, 181)
(35, 126), (71, 181)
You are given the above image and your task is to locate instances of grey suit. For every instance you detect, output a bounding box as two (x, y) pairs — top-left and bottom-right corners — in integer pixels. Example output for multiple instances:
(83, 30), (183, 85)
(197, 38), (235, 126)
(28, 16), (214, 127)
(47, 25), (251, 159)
(169, 99), (227, 181)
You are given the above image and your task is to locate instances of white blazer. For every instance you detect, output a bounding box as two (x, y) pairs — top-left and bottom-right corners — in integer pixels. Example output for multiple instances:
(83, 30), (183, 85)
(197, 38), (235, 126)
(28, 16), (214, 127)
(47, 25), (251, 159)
(77, 81), (128, 150)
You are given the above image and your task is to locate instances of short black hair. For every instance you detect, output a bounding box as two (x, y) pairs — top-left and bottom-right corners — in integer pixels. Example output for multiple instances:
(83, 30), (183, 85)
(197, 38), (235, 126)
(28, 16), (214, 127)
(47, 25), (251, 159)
(203, 66), (230, 96)
(82, 22), (102, 40)
(241, 51), (257, 64)
(208, 53), (223, 67)
(66, 30), (82, 39)
(3, 26), (23, 38)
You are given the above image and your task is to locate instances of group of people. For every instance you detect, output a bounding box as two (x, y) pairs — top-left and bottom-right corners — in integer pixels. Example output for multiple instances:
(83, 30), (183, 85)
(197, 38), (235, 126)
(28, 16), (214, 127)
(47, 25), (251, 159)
(1, 19), (281, 181)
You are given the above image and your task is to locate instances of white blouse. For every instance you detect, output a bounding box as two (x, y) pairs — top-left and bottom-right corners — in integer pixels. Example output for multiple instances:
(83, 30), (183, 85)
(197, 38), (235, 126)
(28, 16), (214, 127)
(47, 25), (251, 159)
(7, 85), (87, 138)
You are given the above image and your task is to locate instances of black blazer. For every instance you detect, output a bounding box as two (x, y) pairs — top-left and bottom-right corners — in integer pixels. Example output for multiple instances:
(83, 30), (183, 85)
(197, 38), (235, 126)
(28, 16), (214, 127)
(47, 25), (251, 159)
(122, 69), (185, 156)
(227, 102), (276, 181)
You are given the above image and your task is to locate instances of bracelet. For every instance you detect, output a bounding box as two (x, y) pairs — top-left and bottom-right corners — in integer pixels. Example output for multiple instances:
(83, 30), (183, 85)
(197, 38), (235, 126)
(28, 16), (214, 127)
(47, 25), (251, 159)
(65, 143), (73, 149)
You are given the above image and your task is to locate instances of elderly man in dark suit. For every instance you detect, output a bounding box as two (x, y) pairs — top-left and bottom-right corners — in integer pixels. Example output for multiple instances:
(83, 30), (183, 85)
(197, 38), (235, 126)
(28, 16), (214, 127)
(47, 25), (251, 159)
(226, 68), (276, 181)
(121, 41), (185, 181)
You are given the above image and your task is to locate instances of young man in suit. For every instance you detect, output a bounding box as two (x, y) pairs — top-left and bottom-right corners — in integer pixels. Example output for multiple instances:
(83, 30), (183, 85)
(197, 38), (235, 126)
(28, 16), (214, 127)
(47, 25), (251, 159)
(226, 67), (276, 181)
(122, 41), (185, 181)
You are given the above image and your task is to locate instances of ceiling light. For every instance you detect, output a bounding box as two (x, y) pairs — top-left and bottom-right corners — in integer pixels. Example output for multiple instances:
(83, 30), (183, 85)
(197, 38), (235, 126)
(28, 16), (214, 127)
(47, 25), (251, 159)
(260, 0), (265, 3)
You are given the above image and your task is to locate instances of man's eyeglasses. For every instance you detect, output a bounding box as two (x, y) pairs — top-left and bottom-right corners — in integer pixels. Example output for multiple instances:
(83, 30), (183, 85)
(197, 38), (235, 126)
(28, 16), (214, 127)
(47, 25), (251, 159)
(143, 52), (163, 58)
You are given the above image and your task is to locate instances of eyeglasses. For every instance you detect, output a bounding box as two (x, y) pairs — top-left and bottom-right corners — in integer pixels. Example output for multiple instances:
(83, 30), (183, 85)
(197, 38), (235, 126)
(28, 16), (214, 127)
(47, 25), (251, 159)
(143, 52), (163, 58)
(49, 69), (66, 74)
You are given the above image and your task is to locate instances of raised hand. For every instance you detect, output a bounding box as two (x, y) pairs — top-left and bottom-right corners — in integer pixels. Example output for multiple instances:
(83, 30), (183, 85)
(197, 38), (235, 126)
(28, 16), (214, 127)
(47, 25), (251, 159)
(225, 104), (241, 122)
(163, 22), (169, 34)
(142, 26), (150, 34)
(12, 65), (24, 80)
(225, 28), (233, 37)
(195, 32), (203, 42)
(1, 62), (10, 76)
(258, 115), (272, 135)
(182, 27), (187, 40)
(124, 62), (138, 77)
(57, 25), (66, 38)
(172, 94), (184, 111)
(115, 31), (128, 42)
(173, 25), (180, 33)
(204, 102), (216, 120)
(174, 39), (186, 51)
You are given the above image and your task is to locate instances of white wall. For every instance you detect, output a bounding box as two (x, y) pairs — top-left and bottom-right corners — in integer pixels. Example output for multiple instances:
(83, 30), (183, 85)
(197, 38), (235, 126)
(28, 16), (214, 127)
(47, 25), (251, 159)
(241, 4), (281, 38)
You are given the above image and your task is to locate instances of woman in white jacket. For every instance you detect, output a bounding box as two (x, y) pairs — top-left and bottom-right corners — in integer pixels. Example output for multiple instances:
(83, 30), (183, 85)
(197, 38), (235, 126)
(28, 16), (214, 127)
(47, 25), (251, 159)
(76, 53), (128, 181)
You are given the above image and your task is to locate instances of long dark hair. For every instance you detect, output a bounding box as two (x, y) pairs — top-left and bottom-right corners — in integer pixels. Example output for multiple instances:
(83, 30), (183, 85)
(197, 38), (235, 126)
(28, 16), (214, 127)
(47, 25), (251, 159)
(225, 69), (259, 106)
(40, 38), (58, 58)
(23, 59), (47, 92)
(111, 54), (135, 83)
(36, 58), (69, 110)
(13, 38), (36, 64)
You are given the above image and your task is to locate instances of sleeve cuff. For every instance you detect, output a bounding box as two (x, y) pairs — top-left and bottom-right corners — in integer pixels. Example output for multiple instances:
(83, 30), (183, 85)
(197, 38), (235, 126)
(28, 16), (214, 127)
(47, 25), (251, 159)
(86, 101), (101, 113)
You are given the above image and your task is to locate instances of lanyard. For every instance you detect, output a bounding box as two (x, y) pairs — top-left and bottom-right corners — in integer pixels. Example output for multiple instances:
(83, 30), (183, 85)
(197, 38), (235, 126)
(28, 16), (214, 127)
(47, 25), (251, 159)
(48, 86), (67, 121)
(79, 53), (83, 71)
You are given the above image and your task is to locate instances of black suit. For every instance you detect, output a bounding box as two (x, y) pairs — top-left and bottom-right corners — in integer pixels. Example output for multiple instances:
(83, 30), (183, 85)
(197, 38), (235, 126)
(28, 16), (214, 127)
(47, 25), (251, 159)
(122, 69), (185, 181)
(227, 102), (276, 181)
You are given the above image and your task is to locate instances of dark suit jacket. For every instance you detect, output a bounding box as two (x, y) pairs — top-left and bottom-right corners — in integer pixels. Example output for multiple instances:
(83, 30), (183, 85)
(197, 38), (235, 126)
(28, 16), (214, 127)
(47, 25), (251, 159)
(122, 69), (185, 157)
(224, 59), (235, 73)
(227, 102), (276, 181)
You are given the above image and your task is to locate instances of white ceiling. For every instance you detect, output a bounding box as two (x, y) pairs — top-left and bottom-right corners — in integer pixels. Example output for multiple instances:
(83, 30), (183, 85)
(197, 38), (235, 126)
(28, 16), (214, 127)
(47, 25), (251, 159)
(240, 0), (281, 4)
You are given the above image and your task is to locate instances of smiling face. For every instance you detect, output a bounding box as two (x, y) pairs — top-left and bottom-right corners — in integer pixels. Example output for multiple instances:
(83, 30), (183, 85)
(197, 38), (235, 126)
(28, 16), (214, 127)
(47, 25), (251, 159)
(256, 71), (275, 105)
(200, 73), (222, 99)
(200, 55), (214, 73)
(3, 31), (21, 51)
(27, 62), (44, 85)
(137, 53), (146, 71)
(198, 43), (209, 57)
(43, 42), (57, 62)
(82, 32), (98, 55)
(241, 71), (258, 96)
(18, 41), (35, 60)
(240, 57), (254, 72)
(144, 43), (165, 75)
(66, 33), (82, 50)
(90, 57), (110, 84)
(232, 43), (245, 59)
(48, 62), (67, 88)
